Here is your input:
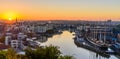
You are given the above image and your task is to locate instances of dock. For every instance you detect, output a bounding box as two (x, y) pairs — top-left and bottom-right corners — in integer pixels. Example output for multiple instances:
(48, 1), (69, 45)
(74, 37), (116, 58)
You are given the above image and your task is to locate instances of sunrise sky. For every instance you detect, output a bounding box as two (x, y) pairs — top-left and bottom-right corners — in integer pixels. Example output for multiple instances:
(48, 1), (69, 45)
(0, 0), (120, 21)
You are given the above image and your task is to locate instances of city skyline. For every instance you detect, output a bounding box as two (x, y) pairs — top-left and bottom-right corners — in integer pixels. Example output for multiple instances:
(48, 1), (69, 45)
(0, 0), (120, 21)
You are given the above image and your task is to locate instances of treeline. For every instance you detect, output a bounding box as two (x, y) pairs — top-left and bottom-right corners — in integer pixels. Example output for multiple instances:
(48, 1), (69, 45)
(0, 45), (74, 59)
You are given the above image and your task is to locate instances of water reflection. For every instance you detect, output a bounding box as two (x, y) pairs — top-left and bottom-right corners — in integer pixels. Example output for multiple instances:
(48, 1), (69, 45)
(38, 31), (118, 59)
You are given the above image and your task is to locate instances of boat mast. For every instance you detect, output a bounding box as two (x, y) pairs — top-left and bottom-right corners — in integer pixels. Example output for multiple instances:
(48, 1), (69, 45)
(104, 21), (106, 44)
(94, 24), (95, 39)
(95, 22), (97, 40)
(100, 30), (102, 41)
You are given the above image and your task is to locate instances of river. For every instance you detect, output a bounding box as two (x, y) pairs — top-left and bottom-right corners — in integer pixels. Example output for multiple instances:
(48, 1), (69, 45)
(40, 31), (118, 59)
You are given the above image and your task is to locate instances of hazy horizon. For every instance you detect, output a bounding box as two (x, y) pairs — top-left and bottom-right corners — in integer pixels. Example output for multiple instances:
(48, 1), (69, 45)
(0, 0), (120, 21)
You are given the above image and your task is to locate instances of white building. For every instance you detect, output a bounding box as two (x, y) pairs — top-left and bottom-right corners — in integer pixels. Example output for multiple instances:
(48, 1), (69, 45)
(35, 25), (47, 33)
(17, 33), (26, 40)
(77, 26), (83, 31)
(46, 23), (53, 30)
(5, 36), (11, 46)
(11, 40), (19, 49)
(30, 25), (35, 32)
(5, 33), (24, 50)
(27, 25), (35, 32)
(19, 25), (28, 33)
(84, 26), (90, 29)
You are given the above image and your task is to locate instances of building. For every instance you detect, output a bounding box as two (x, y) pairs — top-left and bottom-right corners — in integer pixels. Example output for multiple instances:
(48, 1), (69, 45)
(0, 43), (9, 50)
(76, 25), (83, 31)
(46, 23), (54, 30)
(5, 33), (25, 50)
(117, 34), (120, 42)
(34, 24), (47, 33)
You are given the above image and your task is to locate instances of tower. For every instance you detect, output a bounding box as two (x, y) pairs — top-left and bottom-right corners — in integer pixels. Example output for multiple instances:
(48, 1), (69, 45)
(16, 18), (18, 23)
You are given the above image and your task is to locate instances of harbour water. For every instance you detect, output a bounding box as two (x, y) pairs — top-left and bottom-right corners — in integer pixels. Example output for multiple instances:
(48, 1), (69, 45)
(40, 31), (118, 59)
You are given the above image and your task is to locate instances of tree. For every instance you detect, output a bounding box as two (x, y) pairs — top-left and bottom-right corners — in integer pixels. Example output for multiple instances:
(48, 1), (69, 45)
(59, 55), (74, 59)
(44, 45), (61, 59)
(0, 51), (6, 59)
(25, 45), (61, 59)
(25, 45), (73, 59)
(46, 30), (54, 34)
(6, 48), (17, 59)
(0, 46), (74, 59)
(0, 36), (5, 43)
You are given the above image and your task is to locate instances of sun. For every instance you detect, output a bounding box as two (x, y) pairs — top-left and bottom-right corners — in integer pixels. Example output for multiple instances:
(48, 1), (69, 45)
(2, 11), (17, 21)
(8, 18), (12, 21)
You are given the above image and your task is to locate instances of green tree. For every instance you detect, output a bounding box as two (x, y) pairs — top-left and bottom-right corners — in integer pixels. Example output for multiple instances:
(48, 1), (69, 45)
(0, 46), (74, 59)
(59, 55), (74, 59)
(6, 48), (17, 59)
(25, 45), (73, 59)
(46, 30), (54, 34)
(44, 46), (61, 59)
(0, 51), (6, 59)
(25, 45), (61, 59)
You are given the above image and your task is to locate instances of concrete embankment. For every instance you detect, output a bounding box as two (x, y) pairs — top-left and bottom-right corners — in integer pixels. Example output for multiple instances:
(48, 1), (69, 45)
(74, 39), (110, 58)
